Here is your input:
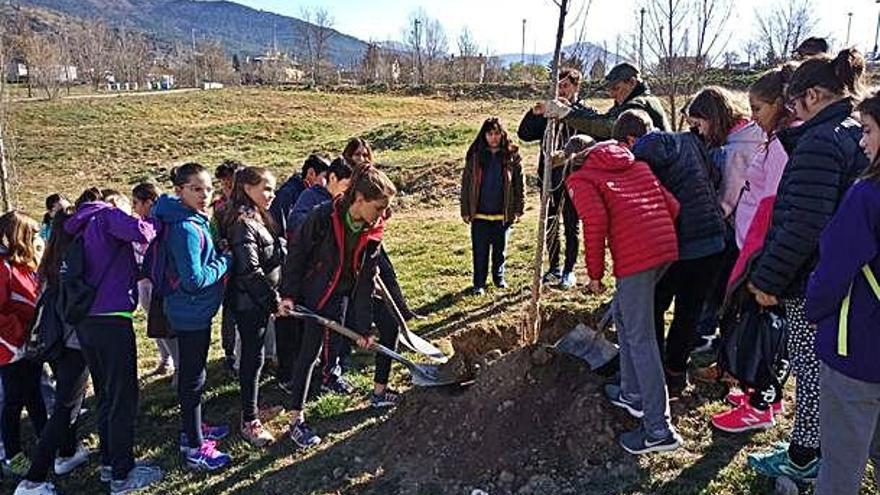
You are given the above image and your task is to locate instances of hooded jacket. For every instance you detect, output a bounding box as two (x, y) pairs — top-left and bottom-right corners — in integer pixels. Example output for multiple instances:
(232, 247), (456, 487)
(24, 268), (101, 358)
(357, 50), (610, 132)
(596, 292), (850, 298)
(734, 133), (789, 248)
(153, 194), (230, 331)
(807, 179), (880, 383)
(714, 121), (765, 218)
(566, 141), (680, 280)
(751, 99), (868, 297)
(64, 202), (158, 317)
(280, 200), (385, 335)
(632, 130), (727, 260)
(563, 81), (671, 140)
(0, 247), (39, 365)
(228, 207), (285, 315)
(270, 173), (307, 234)
(286, 184), (333, 242)
(460, 148), (525, 224)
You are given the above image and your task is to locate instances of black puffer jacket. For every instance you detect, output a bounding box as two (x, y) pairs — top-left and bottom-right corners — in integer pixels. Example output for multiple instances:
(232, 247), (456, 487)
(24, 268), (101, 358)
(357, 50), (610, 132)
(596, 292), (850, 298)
(751, 98), (868, 297)
(632, 130), (727, 260)
(228, 208), (285, 314)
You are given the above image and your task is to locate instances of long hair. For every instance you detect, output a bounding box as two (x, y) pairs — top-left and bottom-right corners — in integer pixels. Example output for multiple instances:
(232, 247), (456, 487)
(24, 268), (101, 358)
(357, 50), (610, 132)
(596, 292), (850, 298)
(787, 48), (866, 100)
(38, 208), (75, 287)
(750, 63), (798, 132)
(0, 211), (40, 271)
(685, 86), (749, 148)
(342, 137), (374, 165)
(170, 162), (207, 188)
(223, 166), (278, 233)
(339, 164), (397, 214)
(466, 117), (518, 164)
(74, 187), (103, 210)
(856, 92), (880, 182)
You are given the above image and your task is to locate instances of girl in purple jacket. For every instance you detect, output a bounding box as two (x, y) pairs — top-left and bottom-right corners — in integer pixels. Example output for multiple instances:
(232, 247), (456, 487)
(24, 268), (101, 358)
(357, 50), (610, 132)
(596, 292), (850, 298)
(807, 92), (880, 495)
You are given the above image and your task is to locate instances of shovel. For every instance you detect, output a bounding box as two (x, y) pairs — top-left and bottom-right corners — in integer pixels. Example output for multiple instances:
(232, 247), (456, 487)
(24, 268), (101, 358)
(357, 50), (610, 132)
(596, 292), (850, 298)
(555, 299), (618, 370)
(375, 275), (449, 363)
(290, 305), (464, 387)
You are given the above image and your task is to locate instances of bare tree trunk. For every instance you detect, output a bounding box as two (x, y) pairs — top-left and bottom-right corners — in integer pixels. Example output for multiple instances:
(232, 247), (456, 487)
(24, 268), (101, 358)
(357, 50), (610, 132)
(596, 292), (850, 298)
(526, 0), (568, 344)
(0, 43), (12, 212)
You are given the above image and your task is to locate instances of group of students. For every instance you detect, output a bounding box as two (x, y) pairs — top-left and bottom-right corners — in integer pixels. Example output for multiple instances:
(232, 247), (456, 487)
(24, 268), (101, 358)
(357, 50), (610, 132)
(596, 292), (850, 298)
(459, 45), (880, 492)
(557, 49), (874, 493)
(0, 138), (408, 495)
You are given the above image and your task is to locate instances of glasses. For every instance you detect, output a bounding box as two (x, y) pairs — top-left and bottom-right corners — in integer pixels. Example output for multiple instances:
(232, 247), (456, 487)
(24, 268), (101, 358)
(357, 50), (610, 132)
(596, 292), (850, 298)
(785, 93), (805, 112)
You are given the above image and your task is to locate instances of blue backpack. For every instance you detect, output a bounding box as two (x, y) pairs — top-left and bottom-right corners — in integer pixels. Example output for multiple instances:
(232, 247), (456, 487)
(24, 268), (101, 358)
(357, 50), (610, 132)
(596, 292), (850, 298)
(142, 219), (207, 297)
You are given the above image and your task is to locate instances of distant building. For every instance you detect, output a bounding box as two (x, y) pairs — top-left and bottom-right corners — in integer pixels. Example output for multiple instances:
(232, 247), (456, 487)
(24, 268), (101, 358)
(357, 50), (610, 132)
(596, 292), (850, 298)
(5, 60), (78, 84)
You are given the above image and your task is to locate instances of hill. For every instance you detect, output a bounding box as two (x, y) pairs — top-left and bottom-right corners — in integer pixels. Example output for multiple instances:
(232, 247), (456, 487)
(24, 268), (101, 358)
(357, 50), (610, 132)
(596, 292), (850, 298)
(15, 0), (368, 64)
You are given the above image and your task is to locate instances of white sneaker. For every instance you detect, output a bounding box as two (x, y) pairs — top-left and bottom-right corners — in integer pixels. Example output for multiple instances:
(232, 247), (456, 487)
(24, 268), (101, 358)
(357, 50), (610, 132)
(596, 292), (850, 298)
(54, 444), (90, 476)
(14, 480), (59, 495)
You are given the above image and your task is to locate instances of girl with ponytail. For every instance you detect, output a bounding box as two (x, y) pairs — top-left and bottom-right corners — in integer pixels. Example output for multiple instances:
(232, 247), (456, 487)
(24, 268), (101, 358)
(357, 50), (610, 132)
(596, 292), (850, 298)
(278, 165), (397, 449)
(746, 48), (870, 481)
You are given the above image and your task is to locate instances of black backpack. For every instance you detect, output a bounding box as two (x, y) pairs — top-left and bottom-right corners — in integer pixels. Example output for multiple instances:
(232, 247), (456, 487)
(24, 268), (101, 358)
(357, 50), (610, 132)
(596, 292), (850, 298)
(718, 295), (789, 390)
(58, 234), (119, 325)
(26, 286), (74, 363)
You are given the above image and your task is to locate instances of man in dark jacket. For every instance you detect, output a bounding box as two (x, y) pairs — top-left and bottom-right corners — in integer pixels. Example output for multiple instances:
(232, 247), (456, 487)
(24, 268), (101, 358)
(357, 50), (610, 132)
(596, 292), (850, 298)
(518, 67), (590, 289)
(545, 62), (671, 141)
(269, 154), (330, 233)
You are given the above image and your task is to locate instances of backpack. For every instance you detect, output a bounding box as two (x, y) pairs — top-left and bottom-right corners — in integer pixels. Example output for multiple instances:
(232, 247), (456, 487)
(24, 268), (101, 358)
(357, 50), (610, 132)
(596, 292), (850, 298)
(25, 286), (74, 363)
(58, 235), (97, 324)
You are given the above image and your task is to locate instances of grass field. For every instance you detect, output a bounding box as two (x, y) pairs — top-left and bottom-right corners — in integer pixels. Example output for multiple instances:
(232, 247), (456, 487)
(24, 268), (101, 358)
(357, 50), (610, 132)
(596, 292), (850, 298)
(1, 87), (876, 494)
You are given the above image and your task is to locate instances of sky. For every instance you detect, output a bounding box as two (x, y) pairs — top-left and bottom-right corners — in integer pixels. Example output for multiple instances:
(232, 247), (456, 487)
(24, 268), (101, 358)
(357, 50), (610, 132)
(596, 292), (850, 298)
(235, 0), (880, 58)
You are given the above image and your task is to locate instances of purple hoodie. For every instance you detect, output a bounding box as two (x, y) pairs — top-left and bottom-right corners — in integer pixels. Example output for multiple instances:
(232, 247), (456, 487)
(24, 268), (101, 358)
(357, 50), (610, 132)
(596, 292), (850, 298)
(64, 202), (158, 316)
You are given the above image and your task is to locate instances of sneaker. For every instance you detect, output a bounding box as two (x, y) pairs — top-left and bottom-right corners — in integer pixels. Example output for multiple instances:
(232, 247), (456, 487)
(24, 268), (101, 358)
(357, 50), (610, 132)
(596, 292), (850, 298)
(370, 390), (400, 409)
(665, 369), (689, 396)
(689, 363), (722, 384)
(692, 334), (718, 354)
(603, 383), (644, 419)
(560, 271), (577, 289)
(182, 440), (231, 471)
(471, 286), (486, 296)
(100, 462), (153, 484)
(201, 423), (229, 441)
(748, 444), (820, 481)
(14, 480), (59, 495)
(152, 361), (173, 376)
(494, 278), (508, 289)
(54, 444), (90, 475)
(726, 390), (784, 413)
(321, 376), (354, 395)
(108, 465), (163, 494)
(241, 419), (275, 448)
(542, 269), (562, 285)
(3, 452), (31, 479)
(712, 402), (774, 433)
(619, 426), (683, 455)
(289, 419), (322, 449)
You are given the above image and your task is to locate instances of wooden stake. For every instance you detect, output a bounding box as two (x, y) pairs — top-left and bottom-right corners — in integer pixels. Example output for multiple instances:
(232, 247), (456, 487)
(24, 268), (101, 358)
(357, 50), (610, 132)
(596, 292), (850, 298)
(526, 0), (569, 344)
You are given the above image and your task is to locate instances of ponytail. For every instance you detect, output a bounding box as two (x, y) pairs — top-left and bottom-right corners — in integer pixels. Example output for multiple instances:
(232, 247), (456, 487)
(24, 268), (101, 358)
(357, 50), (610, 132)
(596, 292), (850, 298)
(750, 62), (797, 104)
(170, 162), (207, 188)
(339, 164), (396, 213)
(787, 48), (866, 99)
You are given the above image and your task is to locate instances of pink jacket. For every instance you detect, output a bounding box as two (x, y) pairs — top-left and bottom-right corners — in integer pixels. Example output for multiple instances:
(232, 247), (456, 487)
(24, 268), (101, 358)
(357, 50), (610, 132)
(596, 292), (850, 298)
(719, 121), (765, 219)
(733, 134), (788, 248)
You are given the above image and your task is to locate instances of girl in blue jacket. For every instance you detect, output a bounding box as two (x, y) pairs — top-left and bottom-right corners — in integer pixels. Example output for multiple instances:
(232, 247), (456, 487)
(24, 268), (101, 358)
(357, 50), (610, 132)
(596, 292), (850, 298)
(153, 163), (232, 472)
(807, 92), (880, 495)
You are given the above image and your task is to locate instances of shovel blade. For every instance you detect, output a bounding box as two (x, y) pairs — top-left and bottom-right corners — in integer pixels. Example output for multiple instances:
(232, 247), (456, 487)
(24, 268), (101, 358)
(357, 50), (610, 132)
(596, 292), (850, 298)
(410, 364), (461, 387)
(555, 323), (619, 371)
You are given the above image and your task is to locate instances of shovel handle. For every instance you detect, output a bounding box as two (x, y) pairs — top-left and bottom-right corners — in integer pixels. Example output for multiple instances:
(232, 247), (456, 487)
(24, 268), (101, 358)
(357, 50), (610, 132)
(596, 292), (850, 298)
(290, 306), (415, 368)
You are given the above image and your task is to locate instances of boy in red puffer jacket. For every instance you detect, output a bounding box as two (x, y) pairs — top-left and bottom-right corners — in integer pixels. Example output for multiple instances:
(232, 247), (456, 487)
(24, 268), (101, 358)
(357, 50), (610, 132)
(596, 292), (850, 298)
(566, 138), (682, 455)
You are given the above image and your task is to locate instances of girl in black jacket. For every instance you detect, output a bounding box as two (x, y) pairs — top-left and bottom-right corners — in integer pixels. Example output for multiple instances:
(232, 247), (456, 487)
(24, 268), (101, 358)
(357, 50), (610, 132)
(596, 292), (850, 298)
(278, 165), (397, 449)
(224, 166), (284, 448)
(747, 48), (869, 481)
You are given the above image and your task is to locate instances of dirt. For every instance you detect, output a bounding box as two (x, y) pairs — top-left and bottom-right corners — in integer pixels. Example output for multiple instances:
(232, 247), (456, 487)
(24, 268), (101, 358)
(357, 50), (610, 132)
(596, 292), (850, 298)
(264, 306), (657, 495)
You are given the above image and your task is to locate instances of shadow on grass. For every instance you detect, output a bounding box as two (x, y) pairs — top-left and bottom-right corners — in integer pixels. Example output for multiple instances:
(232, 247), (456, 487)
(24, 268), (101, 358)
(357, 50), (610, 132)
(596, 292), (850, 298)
(416, 290), (530, 341)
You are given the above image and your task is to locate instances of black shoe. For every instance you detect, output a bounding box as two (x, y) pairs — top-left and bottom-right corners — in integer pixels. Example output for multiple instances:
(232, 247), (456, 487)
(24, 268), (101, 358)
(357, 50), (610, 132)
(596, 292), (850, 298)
(471, 286), (486, 296)
(665, 370), (689, 396)
(494, 279), (507, 289)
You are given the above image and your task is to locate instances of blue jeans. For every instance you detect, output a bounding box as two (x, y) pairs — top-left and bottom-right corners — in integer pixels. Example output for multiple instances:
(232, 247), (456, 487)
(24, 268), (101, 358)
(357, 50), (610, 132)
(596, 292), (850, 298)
(471, 219), (510, 289)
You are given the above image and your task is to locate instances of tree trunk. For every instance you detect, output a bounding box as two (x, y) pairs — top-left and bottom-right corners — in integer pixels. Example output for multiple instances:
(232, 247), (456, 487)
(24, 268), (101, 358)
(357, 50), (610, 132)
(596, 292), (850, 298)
(526, 0), (568, 344)
(0, 121), (11, 213)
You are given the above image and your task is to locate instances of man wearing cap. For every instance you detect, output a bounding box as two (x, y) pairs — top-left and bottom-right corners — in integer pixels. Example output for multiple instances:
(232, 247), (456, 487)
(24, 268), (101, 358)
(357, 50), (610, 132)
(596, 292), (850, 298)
(518, 67), (594, 289)
(793, 37), (828, 60)
(543, 62), (670, 141)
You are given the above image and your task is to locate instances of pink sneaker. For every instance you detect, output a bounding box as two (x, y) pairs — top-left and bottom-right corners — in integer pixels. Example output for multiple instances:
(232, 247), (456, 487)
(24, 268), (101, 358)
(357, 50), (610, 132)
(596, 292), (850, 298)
(712, 402), (774, 433)
(725, 390), (783, 413)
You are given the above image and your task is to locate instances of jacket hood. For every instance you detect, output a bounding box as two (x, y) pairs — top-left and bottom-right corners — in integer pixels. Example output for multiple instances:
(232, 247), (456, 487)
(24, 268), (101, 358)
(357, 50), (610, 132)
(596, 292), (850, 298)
(632, 131), (680, 165)
(280, 173), (305, 192)
(153, 194), (208, 225)
(727, 121), (764, 145)
(65, 202), (113, 235)
(584, 141), (637, 172)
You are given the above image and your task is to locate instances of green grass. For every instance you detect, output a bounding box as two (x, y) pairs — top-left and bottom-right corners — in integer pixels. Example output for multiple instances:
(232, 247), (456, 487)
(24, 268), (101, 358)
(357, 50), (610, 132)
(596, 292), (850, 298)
(3, 88), (878, 494)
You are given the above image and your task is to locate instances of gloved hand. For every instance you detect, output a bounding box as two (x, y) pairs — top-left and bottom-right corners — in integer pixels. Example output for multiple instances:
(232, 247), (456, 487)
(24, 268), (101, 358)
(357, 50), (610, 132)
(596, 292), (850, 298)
(543, 98), (572, 120)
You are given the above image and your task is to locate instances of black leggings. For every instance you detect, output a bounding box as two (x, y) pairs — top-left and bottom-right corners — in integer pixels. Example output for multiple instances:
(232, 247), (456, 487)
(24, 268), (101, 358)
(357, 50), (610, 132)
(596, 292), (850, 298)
(0, 359), (47, 459)
(373, 299), (401, 386)
(176, 328), (211, 449)
(26, 348), (89, 482)
(236, 311), (268, 422)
